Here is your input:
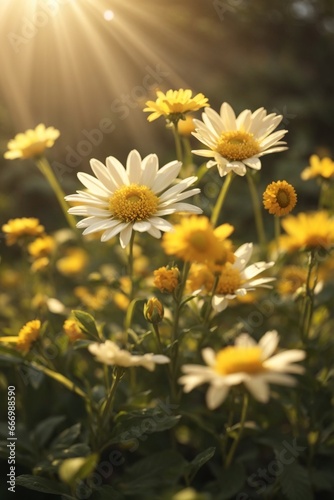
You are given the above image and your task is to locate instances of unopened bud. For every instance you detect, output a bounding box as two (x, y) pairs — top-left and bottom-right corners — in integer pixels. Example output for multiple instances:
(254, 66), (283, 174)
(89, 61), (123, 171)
(144, 298), (164, 324)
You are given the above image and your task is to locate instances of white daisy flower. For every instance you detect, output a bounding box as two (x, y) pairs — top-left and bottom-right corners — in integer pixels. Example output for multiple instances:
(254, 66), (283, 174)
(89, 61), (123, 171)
(65, 150), (202, 248)
(179, 330), (305, 409)
(211, 242), (276, 312)
(187, 243), (275, 313)
(192, 102), (288, 177)
(88, 340), (170, 372)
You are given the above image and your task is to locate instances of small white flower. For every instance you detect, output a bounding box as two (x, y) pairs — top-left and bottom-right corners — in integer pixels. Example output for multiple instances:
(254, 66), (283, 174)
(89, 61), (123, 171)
(212, 242), (276, 312)
(179, 330), (305, 409)
(192, 102), (288, 177)
(65, 149), (202, 248)
(88, 340), (170, 371)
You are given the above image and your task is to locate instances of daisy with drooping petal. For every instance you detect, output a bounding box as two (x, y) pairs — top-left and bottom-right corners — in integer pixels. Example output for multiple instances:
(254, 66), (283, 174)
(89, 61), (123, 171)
(88, 340), (170, 371)
(4, 124), (60, 160)
(279, 211), (334, 252)
(65, 150), (202, 248)
(144, 89), (209, 123)
(301, 154), (334, 180)
(192, 102), (288, 177)
(179, 330), (305, 409)
(187, 243), (275, 312)
(263, 180), (297, 216)
(161, 216), (235, 264)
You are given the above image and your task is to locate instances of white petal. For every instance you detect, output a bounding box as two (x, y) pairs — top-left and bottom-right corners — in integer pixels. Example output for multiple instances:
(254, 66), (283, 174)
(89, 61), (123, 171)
(262, 373), (297, 386)
(149, 217), (173, 232)
(106, 156), (129, 186)
(147, 226), (161, 238)
(206, 384), (229, 409)
(244, 376), (270, 403)
(233, 243), (253, 270)
(151, 161), (182, 194)
(243, 157), (261, 170)
(191, 148), (216, 158)
(236, 109), (252, 131)
(82, 218), (119, 235)
(235, 334), (256, 347)
(90, 159), (118, 192)
(201, 347), (216, 367)
(259, 331), (279, 360)
(159, 177), (198, 203)
(77, 172), (110, 197)
(212, 295), (228, 312)
(132, 221), (151, 232)
(126, 149), (142, 183)
(101, 222), (128, 242)
(119, 224), (133, 248)
(168, 202), (202, 213)
(220, 102), (237, 130)
(242, 261), (275, 281)
(202, 107), (225, 134)
(140, 154), (159, 187)
(264, 350), (306, 372)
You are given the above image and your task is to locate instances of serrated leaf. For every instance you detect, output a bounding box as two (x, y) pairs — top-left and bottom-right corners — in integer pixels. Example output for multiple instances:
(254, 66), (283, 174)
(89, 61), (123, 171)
(33, 415), (66, 448)
(15, 475), (69, 495)
(116, 450), (187, 494)
(279, 462), (313, 500)
(72, 310), (99, 338)
(50, 423), (81, 450)
(185, 447), (216, 482)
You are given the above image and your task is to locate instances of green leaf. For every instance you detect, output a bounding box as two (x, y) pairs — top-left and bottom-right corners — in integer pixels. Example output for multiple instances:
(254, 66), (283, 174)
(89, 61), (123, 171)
(185, 447), (216, 482)
(16, 475), (69, 495)
(33, 415), (66, 448)
(72, 310), (99, 338)
(109, 408), (181, 445)
(116, 450), (187, 494)
(50, 423), (81, 450)
(279, 462), (313, 500)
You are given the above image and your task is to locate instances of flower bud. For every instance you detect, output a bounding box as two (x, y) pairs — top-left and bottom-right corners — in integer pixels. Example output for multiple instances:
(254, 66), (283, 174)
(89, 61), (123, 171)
(144, 298), (164, 324)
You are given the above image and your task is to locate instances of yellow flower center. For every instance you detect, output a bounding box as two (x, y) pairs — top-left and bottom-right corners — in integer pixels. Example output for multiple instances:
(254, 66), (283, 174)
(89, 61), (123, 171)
(215, 346), (264, 375)
(109, 184), (159, 222)
(188, 231), (209, 252)
(216, 131), (260, 161)
(216, 267), (242, 295)
(22, 141), (47, 158)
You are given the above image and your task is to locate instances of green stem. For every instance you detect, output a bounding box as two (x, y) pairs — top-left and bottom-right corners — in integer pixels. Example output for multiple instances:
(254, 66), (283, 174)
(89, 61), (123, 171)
(210, 172), (234, 227)
(246, 172), (267, 250)
(152, 323), (163, 353)
(100, 367), (122, 430)
(274, 216), (281, 256)
(172, 122), (183, 163)
(224, 392), (249, 469)
(35, 156), (77, 230)
(128, 231), (135, 301)
(300, 250), (318, 342)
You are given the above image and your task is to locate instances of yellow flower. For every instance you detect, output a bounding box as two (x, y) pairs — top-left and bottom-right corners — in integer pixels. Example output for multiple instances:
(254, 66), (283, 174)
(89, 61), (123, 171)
(153, 266), (180, 293)
(277, 265), (307, 296)
(0, 320), (41, 353)
(279, 211), (334, 252)
(74, 286), (111, 310)
(161, 216), (234, 264)
(28, 235), (55, 258)
(56, 247), (88, 276)
(144, 89), (209, 123)
(63, 319), (85, 342)
(2, 218), (45, 246)
(263, 180), (297, 216)
(31, 257), (50, 273)
(301, 154), (334, 180)
(4, 124), (60, 160)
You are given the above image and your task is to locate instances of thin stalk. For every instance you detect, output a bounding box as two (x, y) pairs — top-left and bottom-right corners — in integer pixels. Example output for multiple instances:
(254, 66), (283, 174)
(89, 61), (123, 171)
(224, 392), (249, 469)
(172, 122), (183, 163)
(246, 173), (267, 250)
(100, 367), (122, 430)
(274, 215), (281, 256)
(128, 231), (136, 301)
(300, 250), (318, 342)
(35, 156), (77, 230)
(210, 172), (234, 227)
